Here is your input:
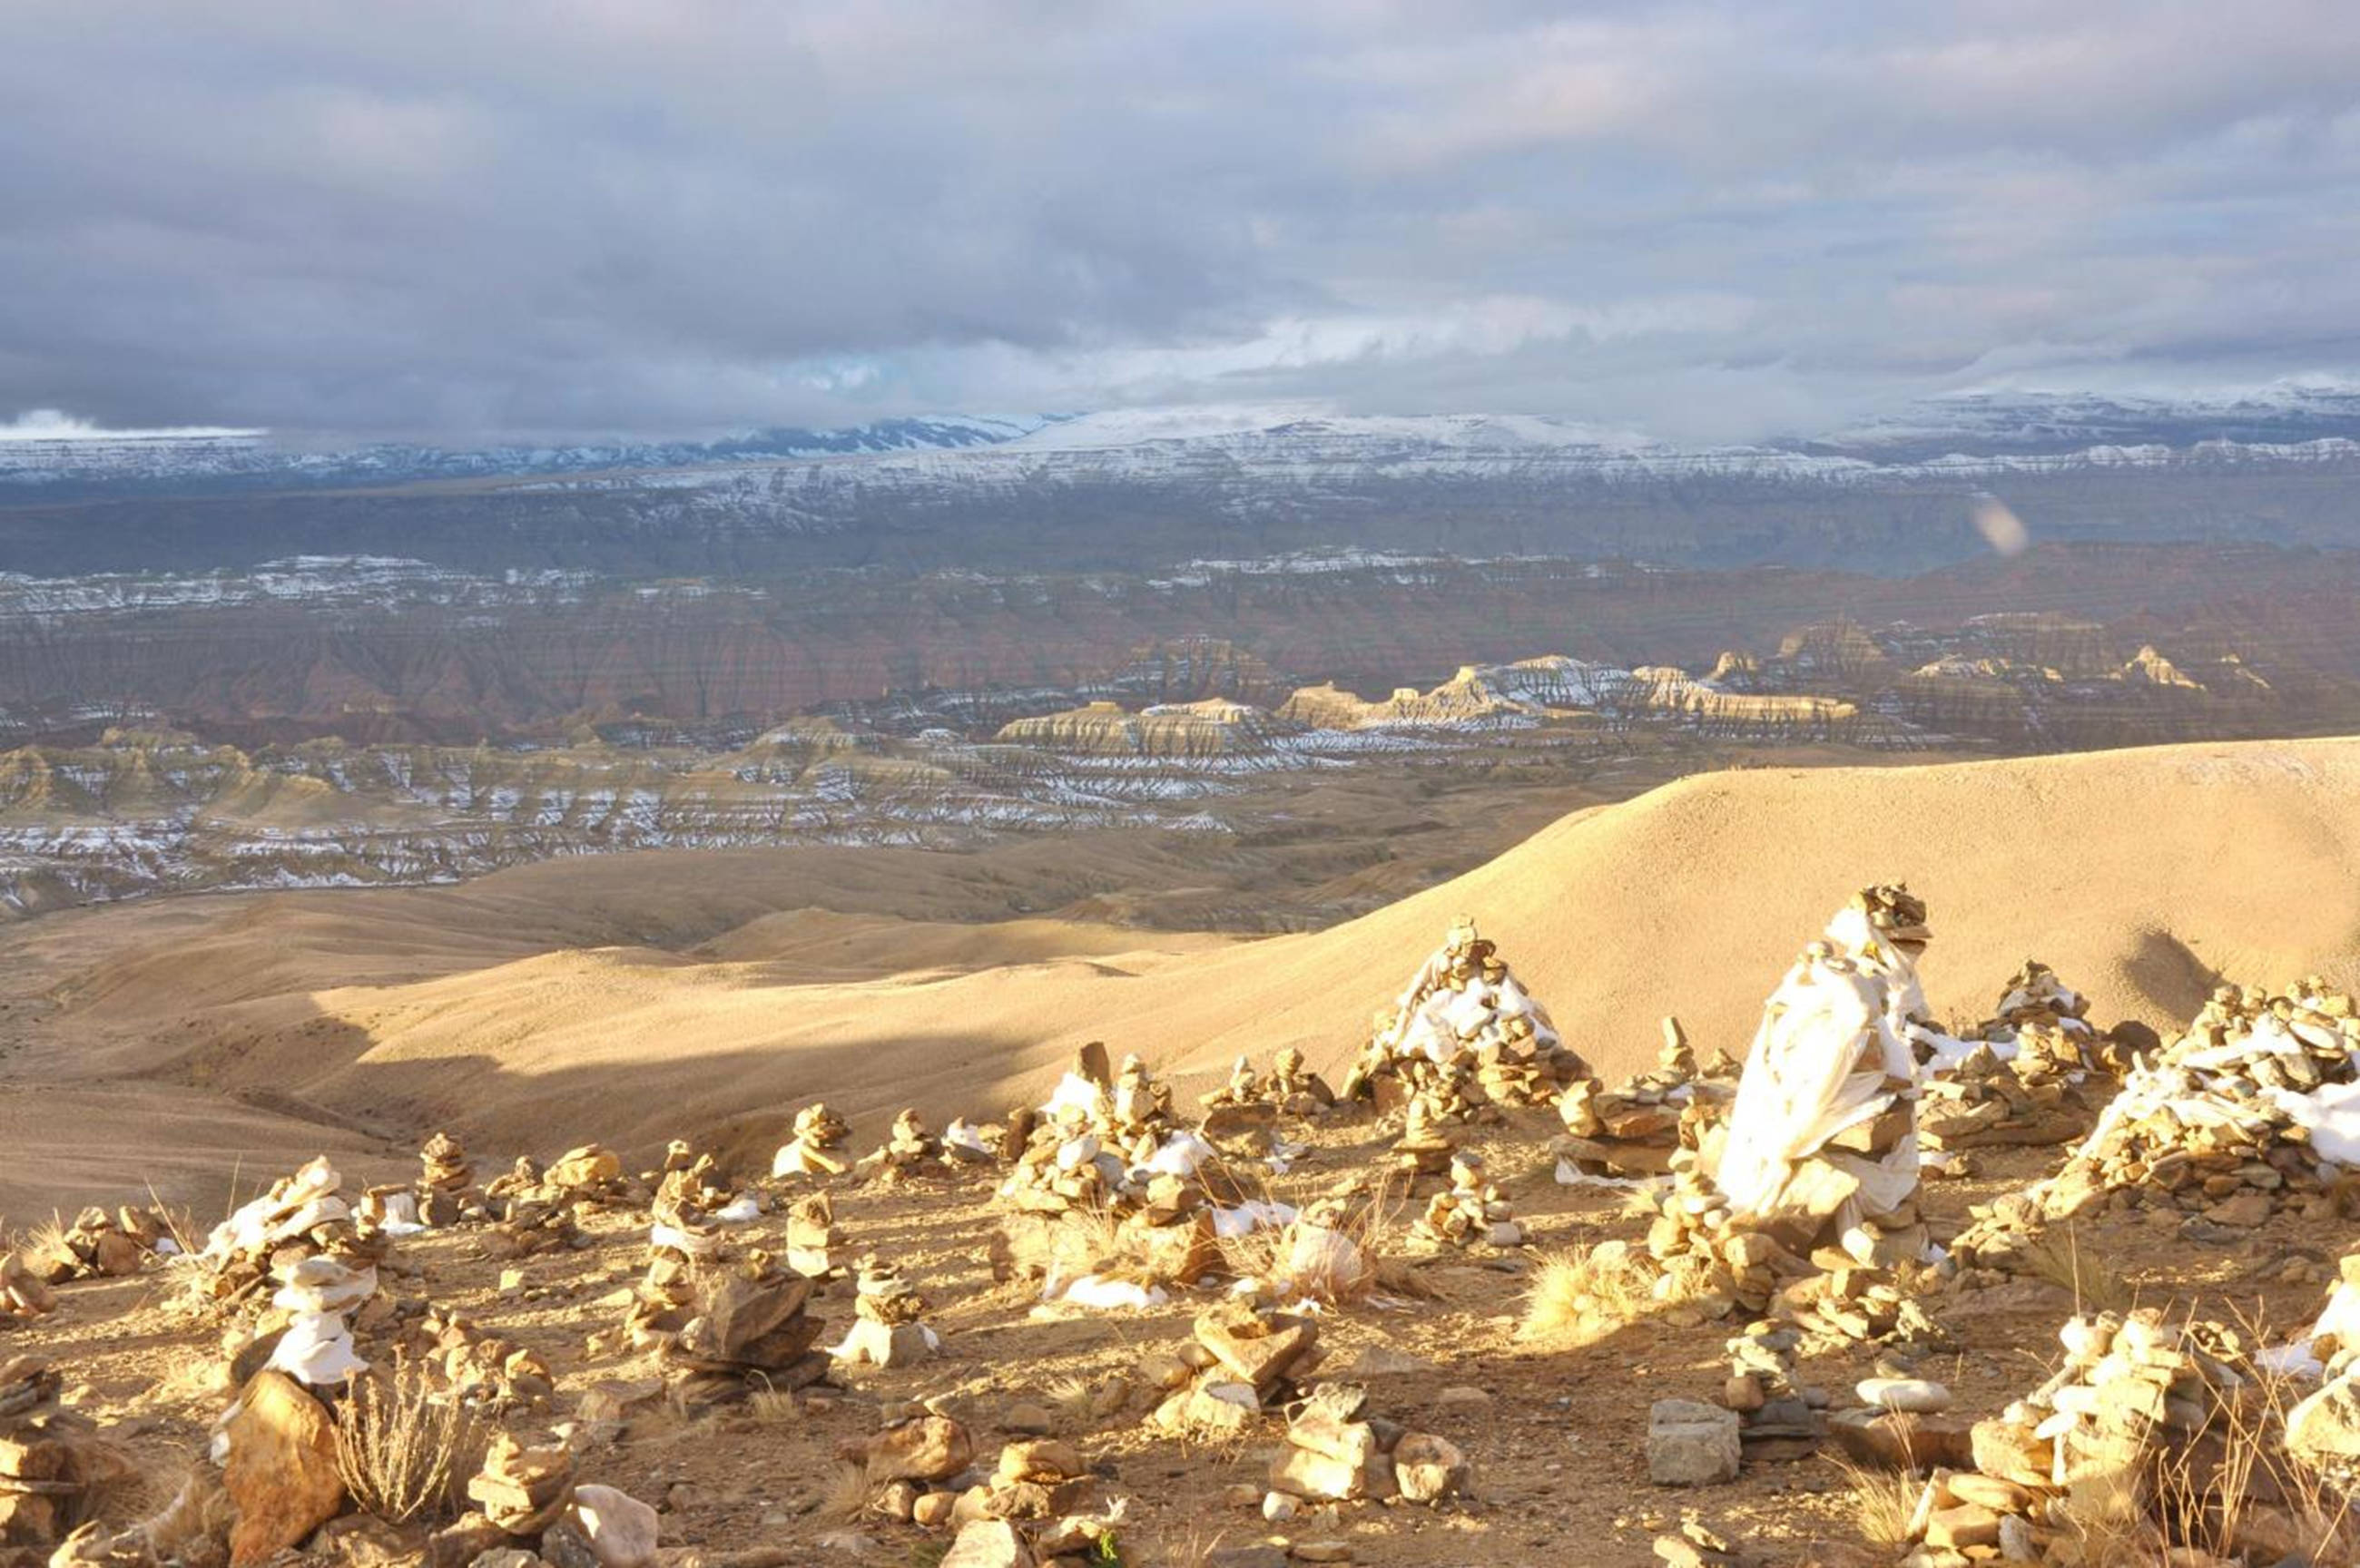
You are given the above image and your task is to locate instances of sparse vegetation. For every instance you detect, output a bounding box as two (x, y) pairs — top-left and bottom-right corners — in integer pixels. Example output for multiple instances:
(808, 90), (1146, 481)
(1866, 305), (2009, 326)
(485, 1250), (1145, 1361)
(2019, 1224), (2134, 1314)
(1519, 1240), (1657, 1348)
(1830, 1455), (1919, 1549)
(333, 1357), (482, 1524)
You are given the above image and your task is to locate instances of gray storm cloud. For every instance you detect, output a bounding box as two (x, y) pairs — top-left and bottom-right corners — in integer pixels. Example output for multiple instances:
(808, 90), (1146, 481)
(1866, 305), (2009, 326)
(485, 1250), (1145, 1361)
(3, 0), (2358, 442)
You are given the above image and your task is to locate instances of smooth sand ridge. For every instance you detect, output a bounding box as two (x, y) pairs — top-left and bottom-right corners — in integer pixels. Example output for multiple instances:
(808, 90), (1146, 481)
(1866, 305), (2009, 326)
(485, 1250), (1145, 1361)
(81, 735), (2358, 1190)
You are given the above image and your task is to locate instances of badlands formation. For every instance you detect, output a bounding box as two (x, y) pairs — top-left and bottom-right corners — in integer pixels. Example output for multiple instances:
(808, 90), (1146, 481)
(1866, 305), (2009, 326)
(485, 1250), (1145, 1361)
(2, 736), (2360, 1566)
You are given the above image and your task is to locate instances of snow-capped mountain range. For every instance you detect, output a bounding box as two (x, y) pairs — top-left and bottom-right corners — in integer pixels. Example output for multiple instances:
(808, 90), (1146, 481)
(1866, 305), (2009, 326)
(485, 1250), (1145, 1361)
(7, 383), (2360, 496)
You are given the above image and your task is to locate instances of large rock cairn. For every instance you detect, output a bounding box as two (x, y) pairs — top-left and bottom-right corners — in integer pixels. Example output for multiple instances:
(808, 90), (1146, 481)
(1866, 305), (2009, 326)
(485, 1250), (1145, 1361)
(0, 1357), (127, 1552)
(1897, 1308), (2346, 1565)
(189, 1155), (380, 1314)
(1713, 886), (1933, 1270)
(992, 1047), (1236, 1298)
(1342, 916), (1588, 1115)
(1952, 977), (2360, 1280)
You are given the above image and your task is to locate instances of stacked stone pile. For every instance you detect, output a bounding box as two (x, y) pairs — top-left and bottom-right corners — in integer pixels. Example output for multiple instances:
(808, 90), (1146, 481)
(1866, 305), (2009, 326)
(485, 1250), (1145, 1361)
(1266, 1382), (1470, 1507)
(862, 1109), (954, 1183)
(1952, 978), (2360, 1276)
(1411, 1152), (1523, 1248)
(660, 1254), (830, 1413)
(994, 1051), (1246, 1295)
(1200, 1046), (1337, 1121)
(831, 1257), (940, 1368)
(461, 1433), (660, 1567)
(189, 1156), (388, 1315)
(485, 1144), (634, 1212)
(773, 1102), (854, 1177)
(261, 1253), (378, 1388)
(1894, 1308), (2341, 1566)
(1717, 1323), (1816, 1456)
(785, 1192), (841, 1279)
(1341, 916), (1587, 1114)
(416, 1130), (482, 1226)
(1917, 1043), (2092, 1152)
(1555, 1021), (1734, 1181)
(0, 1357), (126, 1552)
(15, 1209), (172, 1286)
(403, 1308), (556, 1407)
(1144, 1304), (1323, 1438)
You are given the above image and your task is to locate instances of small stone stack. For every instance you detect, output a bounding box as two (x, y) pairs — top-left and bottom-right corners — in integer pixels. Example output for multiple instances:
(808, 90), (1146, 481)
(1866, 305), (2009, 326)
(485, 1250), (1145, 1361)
(16, 1209), (162, 1285)
(465, 1436), (657, 1567)
(1951, 978), (2360, 1277)
(785, 1192), (840, 1278)
(1553, 1023), (1730, 1181)
(468, 1432), (577, 1536)
(1411, 1152), (1523, 1248)
(1268, 1046), (1337, 1115)
(1267, 1383), (1470, 1506)
(417, 1130), (482, 1225)
(408, 1308), (556, 1407)
(772, 1102), (853, 1177)
(488, 1191), (584, 1259)
(0, 1357), (124, 1551)
(1200, 1054), (1267, 1112)
(832, 1412), (975, 1522)
(622, 1254), (700, 1350)
(832, 1257), (939, 1368)
(1145, 1303), (1323, 1438)
(1718, 1322), (1815, 1457)
(992, 1089), (1232, 1294)
(1390, 1087), (1460, 1187)
(261, 1253), (377, 1388)
(654, 1140), (735, 1210)
(864, 1109), (952, 1183)
(662, 1254), (830, 1412)
(1774, 1263), (1940, 1350)
(1917, 1042), (2091, 1152)
(1900, 1309), (2297, 1565)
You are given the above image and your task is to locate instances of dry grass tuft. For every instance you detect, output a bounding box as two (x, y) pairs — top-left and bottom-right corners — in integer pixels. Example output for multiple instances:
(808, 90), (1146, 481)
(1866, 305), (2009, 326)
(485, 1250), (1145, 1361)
(746, 1387), (806, 1426)
(1218, 1178), (1404, 1308)
(334, 1357), (482, 1524)
(1829, 1455), (1921, 1548)
(1518, 1241), (1655, 1348)
(820, 1462), (871, 1523)
(2019, 1225), (2133, 1315)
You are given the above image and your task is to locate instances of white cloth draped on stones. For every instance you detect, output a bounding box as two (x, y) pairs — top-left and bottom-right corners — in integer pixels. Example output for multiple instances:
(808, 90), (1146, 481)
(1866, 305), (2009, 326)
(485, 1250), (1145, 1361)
(1714, 944), (1919, 1224)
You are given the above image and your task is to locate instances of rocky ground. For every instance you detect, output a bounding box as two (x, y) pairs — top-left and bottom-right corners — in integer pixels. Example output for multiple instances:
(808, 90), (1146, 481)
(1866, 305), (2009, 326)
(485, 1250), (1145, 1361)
(4, 1107), (2341, 1568)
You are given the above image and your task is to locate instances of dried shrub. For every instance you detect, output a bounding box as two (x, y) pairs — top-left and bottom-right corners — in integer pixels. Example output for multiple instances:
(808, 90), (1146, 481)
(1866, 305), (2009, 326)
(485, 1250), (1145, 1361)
(333, 1357), (482, 1524)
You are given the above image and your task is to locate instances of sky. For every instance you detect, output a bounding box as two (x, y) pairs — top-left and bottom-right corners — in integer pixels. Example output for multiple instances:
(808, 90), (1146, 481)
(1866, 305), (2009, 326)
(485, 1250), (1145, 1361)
(5, 1), (2360, 445)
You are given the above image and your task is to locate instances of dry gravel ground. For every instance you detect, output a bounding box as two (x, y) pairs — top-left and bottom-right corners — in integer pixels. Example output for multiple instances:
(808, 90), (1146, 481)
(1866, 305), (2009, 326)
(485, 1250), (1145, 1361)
(6, 1113), (2345, 1568)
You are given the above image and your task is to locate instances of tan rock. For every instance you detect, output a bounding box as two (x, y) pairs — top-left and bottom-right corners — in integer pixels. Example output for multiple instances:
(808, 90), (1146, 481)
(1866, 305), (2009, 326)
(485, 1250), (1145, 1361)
(221, 1371), (345, 1568)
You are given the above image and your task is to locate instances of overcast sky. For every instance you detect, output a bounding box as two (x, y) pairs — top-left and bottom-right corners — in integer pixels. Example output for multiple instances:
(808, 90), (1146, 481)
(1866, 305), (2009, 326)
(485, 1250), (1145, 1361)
(5, 1), (2359, 443)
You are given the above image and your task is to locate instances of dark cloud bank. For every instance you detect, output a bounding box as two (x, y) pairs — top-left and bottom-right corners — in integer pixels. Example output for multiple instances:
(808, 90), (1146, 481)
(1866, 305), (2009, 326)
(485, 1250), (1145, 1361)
(5, 0), (2359, 443)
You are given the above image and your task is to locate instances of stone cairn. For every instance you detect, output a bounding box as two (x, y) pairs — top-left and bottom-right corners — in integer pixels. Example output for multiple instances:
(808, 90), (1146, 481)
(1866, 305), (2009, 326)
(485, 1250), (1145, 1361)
(1555, 1018), (1736, 1181)
(992, 1047), (1236, 1297)
(1341, 916), (1588, 1117)
(14, 1208), (172, 1287)
(0, 1357), (126, 1553)
(479, 1142), (634, 1259)
(1917, 961), (2112, 1158)
(860, 1109), (953, 1183)
(1411, 1151), (1524, 1249)
(1951, 977), (2360, 1282)
(401, 1306), (556, 1408)
(1717, 1321), (1814, 1459)
(1268, 1382), (1471, 1509)
(417, 1130), (481, 1225)
(262, 1253), (379, 1389)
(463, 1433), (660, 1568)
(1894, 1308), (2345, 1566)
(1200, 1045), (1337, 1121)
(660, 1251), (830, 1414)
(1145, 1302), (1323, 1439)
(772, 1102), (854, 1177)
(831, 1255), (940, 1369)
(785, 1192), (841, 1279)
(188, 1155), (390, 1321)
(832, 1410), (1130, 1562)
